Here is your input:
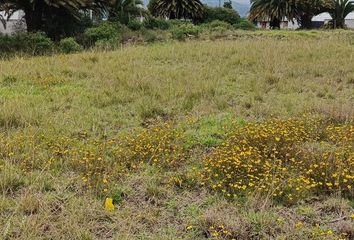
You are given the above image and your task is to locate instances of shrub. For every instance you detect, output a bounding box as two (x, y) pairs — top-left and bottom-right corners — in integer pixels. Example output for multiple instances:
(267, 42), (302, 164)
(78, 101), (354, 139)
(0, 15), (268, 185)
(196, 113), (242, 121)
(208, 20), (232, 29)
(234, 19), (256, 31)
(141, 29), (158, 42)
(171, 28), (186, 41)
(94, 38), (121, 51)
(143, 16), (171, 30)
(171, 24), (199, 41)
(83, 22), (121, 46)
(202, 6), (241, 24)
(128, 19), (143, 31)
(0, 32), (54, 57)
(169, 19), (192, 27)
(23, 32), (54, 55)
(59, 37), (83, 54)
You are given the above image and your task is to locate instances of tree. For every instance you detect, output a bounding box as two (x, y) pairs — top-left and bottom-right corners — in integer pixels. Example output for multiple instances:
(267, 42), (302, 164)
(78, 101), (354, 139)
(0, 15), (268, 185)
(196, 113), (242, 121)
(149, 0), (204, 21)
(202, 6), (241, 24)
(326, 0), (354, 28)
(0, 0), (107, 33)
(109, 0), (145, 24)
(223, 0), (233, 9)
(249, 0), (295, 29)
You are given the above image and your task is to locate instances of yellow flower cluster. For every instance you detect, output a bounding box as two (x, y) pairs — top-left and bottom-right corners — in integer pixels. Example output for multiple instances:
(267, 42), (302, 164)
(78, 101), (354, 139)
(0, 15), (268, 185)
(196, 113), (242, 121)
(0, 123), (185, 194)
(201, 118), (354, 202)
(207, 225), (234, 239)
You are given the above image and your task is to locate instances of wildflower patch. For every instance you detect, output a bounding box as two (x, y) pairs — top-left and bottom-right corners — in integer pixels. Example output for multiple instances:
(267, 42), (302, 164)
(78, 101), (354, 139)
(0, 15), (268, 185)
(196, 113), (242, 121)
(201, 118), (354, 202)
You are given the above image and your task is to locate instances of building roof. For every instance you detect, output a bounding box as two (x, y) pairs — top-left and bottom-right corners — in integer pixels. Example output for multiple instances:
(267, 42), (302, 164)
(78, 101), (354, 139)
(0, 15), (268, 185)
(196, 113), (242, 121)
(312, 11), (354, 21)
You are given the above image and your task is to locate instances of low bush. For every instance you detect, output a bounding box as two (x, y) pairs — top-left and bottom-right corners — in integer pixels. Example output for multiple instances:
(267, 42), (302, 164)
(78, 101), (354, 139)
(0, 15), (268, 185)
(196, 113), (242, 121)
(171, 24), (200, 41)
(207, 20), (232, 29)
(202, 6), (241, 25)
(83, 22), (121, 47)
(59, 37), (83, 54)
(0, 32), (54, 57)
(143, 16), (171, 30)
(234, 19), (256, 31)
(128, 19), (143, 31)
(94, 38), (121, 51)
(140, 29), (158, 42)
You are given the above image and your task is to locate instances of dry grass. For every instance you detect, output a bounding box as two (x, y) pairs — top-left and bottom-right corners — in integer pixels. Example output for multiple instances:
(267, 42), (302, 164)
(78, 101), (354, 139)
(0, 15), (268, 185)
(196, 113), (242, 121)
(0, 30), (354, 239)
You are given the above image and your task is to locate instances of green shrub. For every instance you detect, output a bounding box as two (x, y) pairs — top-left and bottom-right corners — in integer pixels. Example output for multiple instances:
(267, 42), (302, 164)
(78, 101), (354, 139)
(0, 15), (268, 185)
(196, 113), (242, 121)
(171, 24), (199, 41)
(169, 19), (192, 27)
(210, 26), (229, 35)
(0, 32), (54, 57)
(141, 29), (158, 42)
(83, 22), (121, 46)
(94, 38), (121, 50)
(24, 32), (54, 55)
(143, 17), (171, 30)
(128, 19), (143, 31)
(234, 19), (256, 30)
(204, 20), (232, 30)
(59, 37), (83, 54)
(171, 28), (186, 41)
(202, 6), (241, 24)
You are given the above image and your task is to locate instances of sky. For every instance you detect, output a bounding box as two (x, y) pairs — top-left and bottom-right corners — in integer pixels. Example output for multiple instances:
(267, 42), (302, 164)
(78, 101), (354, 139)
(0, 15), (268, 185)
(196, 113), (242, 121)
(143, 0), (251, 17)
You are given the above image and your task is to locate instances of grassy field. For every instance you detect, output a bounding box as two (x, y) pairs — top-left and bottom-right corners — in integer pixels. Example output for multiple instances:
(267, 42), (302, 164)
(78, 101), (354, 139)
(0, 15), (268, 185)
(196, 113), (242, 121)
(0, 31), (354, 239)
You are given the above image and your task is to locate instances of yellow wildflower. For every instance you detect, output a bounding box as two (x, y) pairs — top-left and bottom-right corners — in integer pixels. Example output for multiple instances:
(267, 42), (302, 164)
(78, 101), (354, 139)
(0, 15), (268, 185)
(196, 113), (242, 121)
(105, 198), (115, 211)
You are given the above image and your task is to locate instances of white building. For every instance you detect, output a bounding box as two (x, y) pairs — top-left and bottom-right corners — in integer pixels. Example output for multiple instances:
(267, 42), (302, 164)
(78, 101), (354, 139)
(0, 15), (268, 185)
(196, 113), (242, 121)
(256, 18), (299, 29)
(0, 11), (26, 34)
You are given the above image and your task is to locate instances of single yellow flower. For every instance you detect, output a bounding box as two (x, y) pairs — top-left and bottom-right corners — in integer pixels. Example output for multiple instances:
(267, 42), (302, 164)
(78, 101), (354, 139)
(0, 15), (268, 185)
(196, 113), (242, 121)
(105, 198), (115, 211)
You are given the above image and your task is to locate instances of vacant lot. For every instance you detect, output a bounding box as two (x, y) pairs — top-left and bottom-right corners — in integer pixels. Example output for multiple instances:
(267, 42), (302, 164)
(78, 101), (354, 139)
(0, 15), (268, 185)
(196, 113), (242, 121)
(0, 31), (353, 239)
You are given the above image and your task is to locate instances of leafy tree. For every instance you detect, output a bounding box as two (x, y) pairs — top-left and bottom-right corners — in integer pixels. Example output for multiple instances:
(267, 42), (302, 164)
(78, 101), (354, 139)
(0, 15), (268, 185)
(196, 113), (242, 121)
(109, 0), (145, 24)
(149, 0), (204, 21)
(202, 6), (241, 24)
(249, 0), (295, 29)
(223, 0), (233, 9)
(0, 0), (107, 33)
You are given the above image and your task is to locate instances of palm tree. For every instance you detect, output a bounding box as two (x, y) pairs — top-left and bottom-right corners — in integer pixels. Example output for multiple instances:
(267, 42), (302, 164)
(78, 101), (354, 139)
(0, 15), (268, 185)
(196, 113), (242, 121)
(249, 0), (296, 29)
(149, 0), (204, 21)
(109, 0), (145, 24)
(326, 0), (354, 28)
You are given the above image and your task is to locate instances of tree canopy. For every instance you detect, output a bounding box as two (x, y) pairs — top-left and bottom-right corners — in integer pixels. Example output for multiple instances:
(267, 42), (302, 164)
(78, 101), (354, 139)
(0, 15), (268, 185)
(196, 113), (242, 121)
(149, 0), (204, 21)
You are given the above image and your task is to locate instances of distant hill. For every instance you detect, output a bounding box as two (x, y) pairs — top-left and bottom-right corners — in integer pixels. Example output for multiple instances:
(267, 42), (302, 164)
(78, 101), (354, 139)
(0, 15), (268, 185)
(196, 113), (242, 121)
(142, 0), (250, 17)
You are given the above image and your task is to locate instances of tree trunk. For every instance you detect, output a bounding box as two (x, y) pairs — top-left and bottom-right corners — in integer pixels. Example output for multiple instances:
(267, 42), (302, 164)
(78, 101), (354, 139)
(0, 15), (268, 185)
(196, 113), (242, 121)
(337, 18), (345, 28)
(270, 18), (280, 29)
(23, 0), (44, 32)
(299, 14), (313, 29)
